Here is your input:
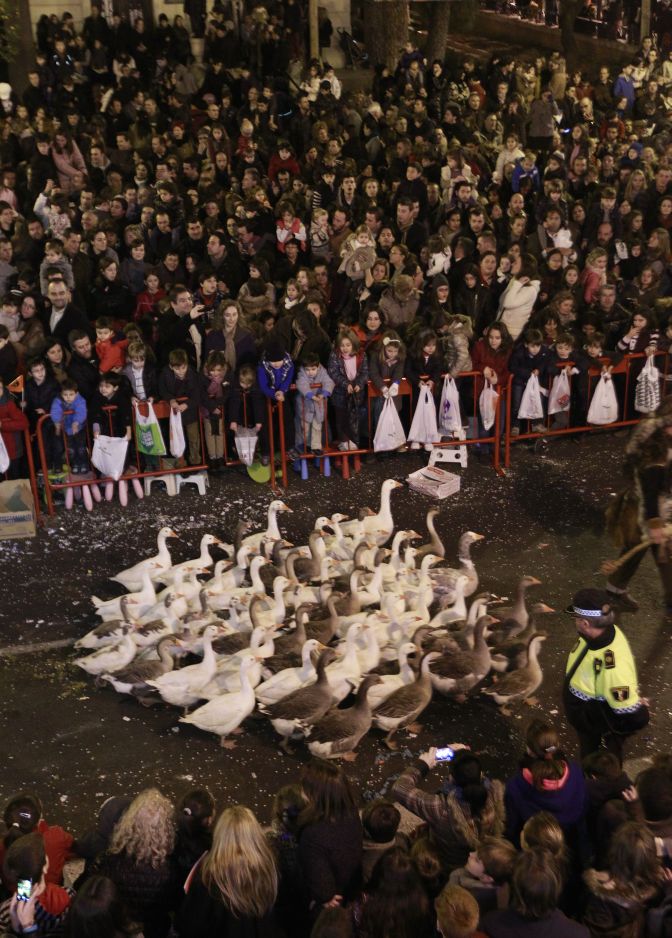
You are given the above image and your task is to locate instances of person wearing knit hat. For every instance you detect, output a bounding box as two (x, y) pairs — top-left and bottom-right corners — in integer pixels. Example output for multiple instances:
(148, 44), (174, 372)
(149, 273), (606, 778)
(564, 587), (648, 763)
(257, 338), (295, 463)
(605, 396), (672, 616)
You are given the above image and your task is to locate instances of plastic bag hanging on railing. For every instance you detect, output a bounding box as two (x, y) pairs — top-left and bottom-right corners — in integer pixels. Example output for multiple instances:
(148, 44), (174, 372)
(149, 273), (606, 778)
(234, 427), (258, 466)
(479, 381), (499, 431)
(0, 433), (9, 474)
(408, 386), (441, 445)
(438, 374), (462, 434)
(135, 402), (167, 456)
(587, 374), (619, 425)
(91, 435), (129, 481)
(169, 408), (186, 458)
(548, 370), (571, 415)
(517, 373), (545, 420)
(635, 356), (661, 414)
(373, 397), (406, 452)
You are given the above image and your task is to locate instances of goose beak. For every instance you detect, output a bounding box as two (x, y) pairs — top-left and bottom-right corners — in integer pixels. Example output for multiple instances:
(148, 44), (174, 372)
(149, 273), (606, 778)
(279, 502), (293, 512)
(407, 531), (422, 539)
(471, 533), (485, 540)
(168, 530), (179, 538)
(391, 480), (403, 489)
(526, 576), (542, 586)
(539, 604), (555, 613)
(212, 538), (226, 546)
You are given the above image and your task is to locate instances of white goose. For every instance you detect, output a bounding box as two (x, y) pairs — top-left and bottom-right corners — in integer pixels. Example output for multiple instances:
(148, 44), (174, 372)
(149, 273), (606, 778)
(204, 627), (276, 695)
(160, 534), (224, 585)
(338, 479), (402, 545)
(75, 596), (135, 649)
(145, 624), (220, 710)
(327, 623), (364, 702)
(203, 546), (256, 593)
(255, 638), (323, 706)
(241, 500), (293, 553)
(355, 622), (381, 673)
(369, 642), (417, 709)
(428, 574), (470, 628)
(110, 527), (179, 591)
(92, 569), (157, 622)
(180, 653), (258, 748)
(75, 627), (137, 676)
(220, 556), (269, 608)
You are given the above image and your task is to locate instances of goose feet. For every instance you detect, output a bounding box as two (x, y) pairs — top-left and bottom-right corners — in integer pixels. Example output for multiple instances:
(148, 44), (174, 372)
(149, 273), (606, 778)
(341, 751), (358, 762)
(523, 696), (540, 707)
(280, 738), (295, 755)
(406, 722), (423, 734)
(384, 733), (398, 751)
(500, 706), (513, 717)
(221, 737), (237, 749)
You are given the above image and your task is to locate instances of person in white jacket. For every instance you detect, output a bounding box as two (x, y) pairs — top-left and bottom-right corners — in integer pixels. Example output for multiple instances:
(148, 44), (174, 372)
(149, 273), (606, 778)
(492, 134), (526, 184)
(497, 267), (541, 341)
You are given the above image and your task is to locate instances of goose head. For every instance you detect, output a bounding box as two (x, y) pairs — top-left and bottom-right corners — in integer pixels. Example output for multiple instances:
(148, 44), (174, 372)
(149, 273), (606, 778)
(382, 479), (403, 492)
(201, 624), (220, 643)
(270, 500), (293, 513)
(301, 638), (324, 664)
(202, 533), (225, 550)
(521, 575), (542, 588)
(159, 527), (179, 540)
(331, 512), (349, 522)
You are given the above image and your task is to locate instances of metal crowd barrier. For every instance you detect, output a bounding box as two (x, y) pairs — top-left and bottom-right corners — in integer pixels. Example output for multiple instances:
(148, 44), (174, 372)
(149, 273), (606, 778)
(503, 350), (669, 467)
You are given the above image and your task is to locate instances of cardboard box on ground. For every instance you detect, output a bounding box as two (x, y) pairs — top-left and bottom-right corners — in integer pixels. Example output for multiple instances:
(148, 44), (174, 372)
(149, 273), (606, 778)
(407, 465), (461, 499)
(0, 479), (36, 539)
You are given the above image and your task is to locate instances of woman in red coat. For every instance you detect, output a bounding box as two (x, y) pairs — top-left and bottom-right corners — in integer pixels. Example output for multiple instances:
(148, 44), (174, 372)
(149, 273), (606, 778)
(471, 323), (513, 445)
(0, 376), (29, 478)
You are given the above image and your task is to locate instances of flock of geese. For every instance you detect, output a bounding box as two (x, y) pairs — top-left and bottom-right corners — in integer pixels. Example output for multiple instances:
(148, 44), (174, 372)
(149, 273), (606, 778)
(74, 480), (552, 758)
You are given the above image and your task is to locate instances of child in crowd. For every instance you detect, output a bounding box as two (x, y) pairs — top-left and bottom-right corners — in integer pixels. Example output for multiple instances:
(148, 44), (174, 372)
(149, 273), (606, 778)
(229, 364), (265, 462)
(277, 279), (304, 317)
(328, 329), (369, 451)
(95, 316), (129, 374)
(309, 208), (331, 261)
(134, 268), (166, 321)
(509, 327), (551, 435)
(549, 332), (589, 428)
(91, 372), (133, 444)
(405, 327), (443, 393)
(38, 239), (74, 297)
(50, 378), (89, 473)
(200, 350), (230, 471)
(173, 788), (215, 887)
(369, 331), (406, 444)
(257, 340), (295, 464)
(1, 793), (75, 888)
(292, 350), (334, 458)
(0, 293), (22, 343)
(158, 349), (202, 467)
(449, 836), (517, 919)
(25, 357), (60, 471)
(434, 883), (483, 938)
(121, 341), (158, 405)
(361, 799), (407, 885)
(0, 375), (29, 478)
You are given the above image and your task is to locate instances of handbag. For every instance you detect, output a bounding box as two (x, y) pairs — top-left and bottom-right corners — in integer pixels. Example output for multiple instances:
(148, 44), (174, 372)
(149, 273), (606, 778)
(91, 435), (129, 481)
(517, 373), (545, 421)
(0, 433), (8, 474)
(408, 386), (440, 445)
(135, 402), (167, 457)
(373, 397), (406, 452)
(438, 374), (462, 434)
(169, 408), (186, 459)
(548, 370), (571, 415)
(479, 381), (499, 432)
(635, 356), (661, 414)
(235, 427), (258, 466)
(587, 374), (619, 425)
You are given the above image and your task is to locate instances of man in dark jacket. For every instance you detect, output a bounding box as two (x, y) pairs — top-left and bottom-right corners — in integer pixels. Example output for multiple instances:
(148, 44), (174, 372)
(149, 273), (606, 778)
(270, 309), (331, 366)
(46, 281), (92, 346)
(67, 331), (101, 403)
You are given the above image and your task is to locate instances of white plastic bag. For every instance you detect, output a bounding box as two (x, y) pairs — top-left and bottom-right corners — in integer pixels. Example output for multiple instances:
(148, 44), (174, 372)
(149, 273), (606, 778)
(235, 427), (258, 466)
(635, 356), (661, 414)
(517, 373), (545, 421)
(135, 402), (167, 456)
(0, 433), (9, 474)
(438, 374), (462, 434)
(374, 397), (406, 452)
(169, 408), (186, 458)
(587, 374), (619, 425)
(548, 370), (571, 415)
(91, 435), (129, 481)
(408, 386), (440, 444)
(479, 381), (499, 432)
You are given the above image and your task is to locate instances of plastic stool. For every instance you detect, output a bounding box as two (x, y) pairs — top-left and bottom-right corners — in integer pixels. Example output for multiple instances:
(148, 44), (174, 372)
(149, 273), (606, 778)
(175, 471), (209, 495)
(315, 455), (331, 477)
(144, 473), (178, 496)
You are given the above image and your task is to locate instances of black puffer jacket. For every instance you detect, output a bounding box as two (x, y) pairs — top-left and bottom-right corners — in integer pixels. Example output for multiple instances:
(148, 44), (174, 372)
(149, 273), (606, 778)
(96, 849), (176, 938)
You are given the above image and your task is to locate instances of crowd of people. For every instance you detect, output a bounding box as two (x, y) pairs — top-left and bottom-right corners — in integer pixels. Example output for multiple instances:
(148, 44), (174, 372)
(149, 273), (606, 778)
(1, 5), (672, 482)
(3, 726), (672, 938)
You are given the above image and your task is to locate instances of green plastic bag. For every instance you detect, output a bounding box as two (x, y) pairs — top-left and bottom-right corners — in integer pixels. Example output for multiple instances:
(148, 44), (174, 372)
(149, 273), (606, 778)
(135, 402), (167, 457)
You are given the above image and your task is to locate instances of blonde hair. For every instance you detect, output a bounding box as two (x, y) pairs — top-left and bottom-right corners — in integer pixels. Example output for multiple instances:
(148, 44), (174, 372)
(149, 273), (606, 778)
(435, 884), (479, 938)
(521, 812), (568, 872)
(108, 788), (175, 868)
(202, 805), (278, 918)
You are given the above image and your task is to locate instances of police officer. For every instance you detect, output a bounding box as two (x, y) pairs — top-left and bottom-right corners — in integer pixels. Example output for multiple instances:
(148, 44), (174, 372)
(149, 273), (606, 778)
(563, 588), (649, 763)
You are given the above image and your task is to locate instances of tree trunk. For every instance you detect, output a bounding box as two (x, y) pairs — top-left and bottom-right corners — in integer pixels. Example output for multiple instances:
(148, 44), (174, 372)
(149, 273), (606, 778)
(425, 2), (451, 65)
(559, 0), (580, 72)
(363, 0), (409, 70)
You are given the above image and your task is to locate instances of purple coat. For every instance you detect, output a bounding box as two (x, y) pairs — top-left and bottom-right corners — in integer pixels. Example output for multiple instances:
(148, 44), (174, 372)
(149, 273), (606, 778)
(504, 760), (589, 850)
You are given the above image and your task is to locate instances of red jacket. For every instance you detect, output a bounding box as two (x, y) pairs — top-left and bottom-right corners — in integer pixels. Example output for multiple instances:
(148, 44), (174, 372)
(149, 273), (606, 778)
(0, 820), (74, 889)
(96, 337), (129, 374)
(0, 395), (28, 459)
(268, 152), (301, 183)
(471, 338), (511, 398)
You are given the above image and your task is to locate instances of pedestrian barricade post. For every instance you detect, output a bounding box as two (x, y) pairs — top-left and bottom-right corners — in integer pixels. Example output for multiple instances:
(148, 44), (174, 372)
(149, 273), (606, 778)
(503, 351), (669, 467)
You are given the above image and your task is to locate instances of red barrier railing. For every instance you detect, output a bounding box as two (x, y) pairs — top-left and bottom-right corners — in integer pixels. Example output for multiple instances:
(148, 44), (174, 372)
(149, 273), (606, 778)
(1, 423), (42, 526)
(503, 350), (669, 467)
